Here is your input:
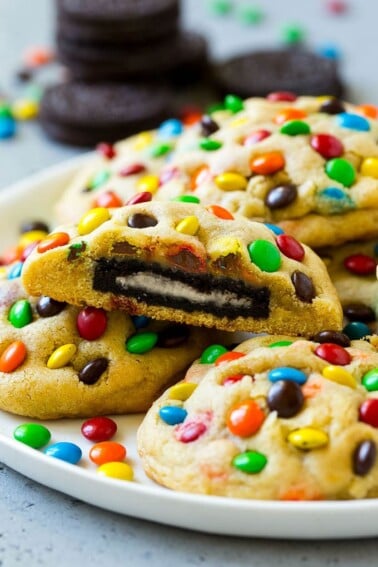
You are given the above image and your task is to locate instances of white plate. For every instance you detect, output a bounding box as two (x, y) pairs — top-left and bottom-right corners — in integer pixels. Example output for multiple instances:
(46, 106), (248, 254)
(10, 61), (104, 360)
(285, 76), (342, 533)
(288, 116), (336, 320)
(1, 156), (378, 540)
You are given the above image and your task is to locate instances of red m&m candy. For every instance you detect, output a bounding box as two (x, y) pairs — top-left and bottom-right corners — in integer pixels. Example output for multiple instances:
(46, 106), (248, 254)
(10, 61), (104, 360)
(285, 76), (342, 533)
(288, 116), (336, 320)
(81, 416), (117, 442)
(310, 134), (344, 159)
(77, 307), (107, 341)
(359, 399), (378, 428)
(266, 91), (297, 102)
(276, 234), (305, 261)
(175, 421), (207, 443)
(243, 129), (271, 147)
(96, 142), (116, 160)
(344, 254), (376, 276)
(314, 343), (351, 365)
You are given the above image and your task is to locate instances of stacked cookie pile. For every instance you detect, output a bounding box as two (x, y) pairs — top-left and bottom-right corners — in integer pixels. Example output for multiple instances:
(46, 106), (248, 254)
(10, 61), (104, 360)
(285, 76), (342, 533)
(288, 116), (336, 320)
(2, 92), (378, 500)
(55, 0), (207, 84)
(39, 0), (208, 145)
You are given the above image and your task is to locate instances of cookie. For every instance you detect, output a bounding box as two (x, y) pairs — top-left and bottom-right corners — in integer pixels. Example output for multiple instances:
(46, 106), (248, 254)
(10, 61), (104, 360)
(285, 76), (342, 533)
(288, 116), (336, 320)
(39, 82), (171, 146)
(213, 49), (344, 99)
(56, 32), (202, 82)
(318, 240), (378, 330)
(138, 334), (378, 500)
(56, 0), (180, 45)
(0, 269), (210, 419)
(21, 201), (342, 336)
(167, 33), (209, 87)
(54, 94), (378, 248)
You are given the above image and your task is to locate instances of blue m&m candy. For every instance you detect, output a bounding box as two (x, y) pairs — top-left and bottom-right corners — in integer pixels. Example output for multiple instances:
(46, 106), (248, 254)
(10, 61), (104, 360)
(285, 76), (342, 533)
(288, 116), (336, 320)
(336, 113), (370, 132)
(159, 406), (187, 425)
(44, 442), (82, 465)
(268, 367), (307, 385)
(158, 119), (183, 138)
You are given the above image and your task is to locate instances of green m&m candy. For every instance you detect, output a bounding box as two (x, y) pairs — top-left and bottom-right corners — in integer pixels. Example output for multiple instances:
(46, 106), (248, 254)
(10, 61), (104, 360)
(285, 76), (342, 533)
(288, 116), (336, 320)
(8, 300), (33, 328)
(248, 240), (281, 272)
(280, 120), (311, 136)
(224, 94), (244, 114)
(149, 142), (172, 158)
(362, 368), (378, 392)
(269, 340), (293, 348)
(200, 344), (228, 364)
(199, 138), (223, 151)
(14, 423), (51, 449)
(172, 195), (201, 204)
(232, 450), (268, 474)
(89, 169), (111, 190)
(325, 158), (356, 187)
(126, 332), (158, 354)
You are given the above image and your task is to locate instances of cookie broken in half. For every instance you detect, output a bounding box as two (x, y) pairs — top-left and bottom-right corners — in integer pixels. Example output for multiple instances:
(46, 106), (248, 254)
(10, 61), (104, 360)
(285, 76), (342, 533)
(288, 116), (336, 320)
(22, 202), (342, 335)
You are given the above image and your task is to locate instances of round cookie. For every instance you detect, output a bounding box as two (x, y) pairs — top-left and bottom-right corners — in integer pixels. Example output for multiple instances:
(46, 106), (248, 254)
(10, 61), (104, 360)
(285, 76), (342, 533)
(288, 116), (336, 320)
(138, 335), (378, 500)
(54, 95), (378, 248)
(22, 201), (343, 337)
(0, 271), (210, 419)
(56, 32), (203, 82)
(213, 50), (344, 99)
(56, 0), (180, 45)
(318, 240), (378, 333)
(39, 82), (171, 146)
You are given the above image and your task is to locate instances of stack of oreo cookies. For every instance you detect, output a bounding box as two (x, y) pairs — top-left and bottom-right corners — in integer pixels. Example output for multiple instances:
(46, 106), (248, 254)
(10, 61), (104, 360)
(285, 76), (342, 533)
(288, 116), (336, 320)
(40, 0), (208, 146)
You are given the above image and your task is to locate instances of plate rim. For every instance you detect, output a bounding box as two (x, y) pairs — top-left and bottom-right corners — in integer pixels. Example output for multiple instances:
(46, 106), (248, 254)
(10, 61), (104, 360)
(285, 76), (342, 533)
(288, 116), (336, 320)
(1, 153), (378, 540)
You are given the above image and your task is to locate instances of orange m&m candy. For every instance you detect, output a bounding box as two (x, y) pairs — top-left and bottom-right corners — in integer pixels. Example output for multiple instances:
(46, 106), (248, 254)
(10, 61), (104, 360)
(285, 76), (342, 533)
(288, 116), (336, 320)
(93, 191), (123, 209)
(250, 152), (285, 175)
(355, 104), (378, 119)
(207, 204), (234, 220)
(89, 441), (126, 465)
(274, 108), (307, 125)
(215, 351), (245, 366)
(0, 341), (27, 373)
(227, 399), (265, 437)
(37, 232), (70, 253)
(190, 165), (211, 191)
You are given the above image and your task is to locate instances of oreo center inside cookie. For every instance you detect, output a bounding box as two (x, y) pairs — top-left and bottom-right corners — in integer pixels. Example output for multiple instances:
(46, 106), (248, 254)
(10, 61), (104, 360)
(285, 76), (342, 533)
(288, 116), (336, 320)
(93, 259), (270, 319)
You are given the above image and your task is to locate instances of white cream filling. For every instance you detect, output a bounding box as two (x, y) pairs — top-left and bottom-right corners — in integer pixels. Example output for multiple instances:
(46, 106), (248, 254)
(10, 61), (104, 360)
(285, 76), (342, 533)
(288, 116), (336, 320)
(116, 272), (251, 308)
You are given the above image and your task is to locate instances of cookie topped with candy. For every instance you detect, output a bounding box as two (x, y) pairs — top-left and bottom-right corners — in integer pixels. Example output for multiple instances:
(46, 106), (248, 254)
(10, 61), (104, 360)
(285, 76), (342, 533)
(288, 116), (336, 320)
(55, 94), (378, 248)
(0, 267), (210, 419)
(138, 334), (378, 500)
(318, 240), (378, 337)
(22, 201), (342, 336)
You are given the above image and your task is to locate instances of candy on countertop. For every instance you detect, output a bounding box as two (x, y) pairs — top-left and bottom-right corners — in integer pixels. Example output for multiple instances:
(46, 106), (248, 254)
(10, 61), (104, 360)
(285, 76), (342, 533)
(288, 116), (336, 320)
(326, 0), (348, 15)
(318, 43), (341, 60)
(207, 0), (233, 15)
(281, 23), (306, 45)
(237, 4), (264, 25)
(23, 46), (54, 67)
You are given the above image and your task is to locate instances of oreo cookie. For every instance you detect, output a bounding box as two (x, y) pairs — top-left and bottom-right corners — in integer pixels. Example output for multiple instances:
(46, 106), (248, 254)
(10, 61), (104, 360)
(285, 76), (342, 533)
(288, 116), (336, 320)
(214, 49), (344, 98)
(39, 82), (171, 146)
(56, 0), (180, 45)
(169, 33), (209, 87)
(57, 32), (204, 82)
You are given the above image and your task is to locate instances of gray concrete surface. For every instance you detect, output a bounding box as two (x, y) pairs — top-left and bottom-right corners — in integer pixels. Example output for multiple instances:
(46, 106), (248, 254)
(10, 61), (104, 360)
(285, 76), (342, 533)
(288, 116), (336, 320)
(0, 1), (378, 565)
